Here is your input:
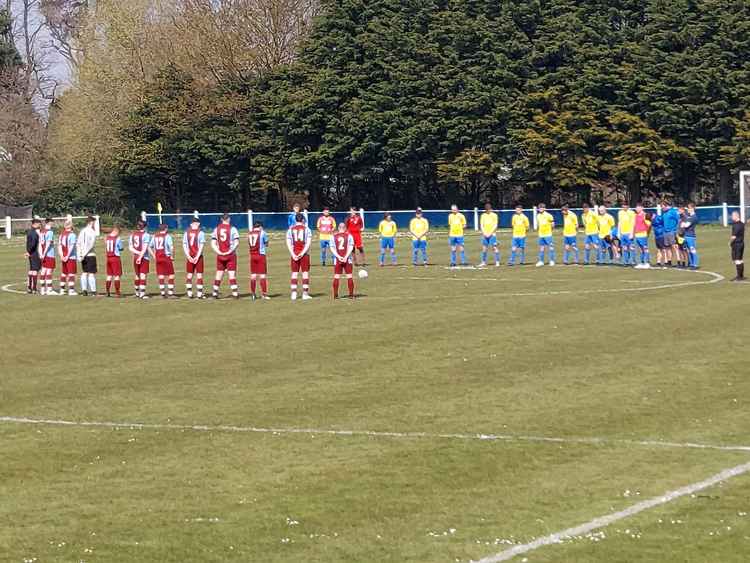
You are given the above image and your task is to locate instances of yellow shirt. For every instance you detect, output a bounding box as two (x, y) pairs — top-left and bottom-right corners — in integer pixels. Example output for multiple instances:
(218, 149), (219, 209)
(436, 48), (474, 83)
(317, 216), (336, 241)
(409, 217), (429, 240)
(480, 212), (498, 237)
(448, 213), (466, 237)
(512, 214), (530, 238)
(618, 209), (636, 235)
(583, 210), (599, 235)
(537, 211), (554, 237)
(597, 213), (616, 238)
(378, 220), (397, 238)
(563, 212), (579, 237)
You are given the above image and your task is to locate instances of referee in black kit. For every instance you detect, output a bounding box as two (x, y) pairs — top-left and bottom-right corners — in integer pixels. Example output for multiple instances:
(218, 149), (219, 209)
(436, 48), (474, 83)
(24, 217), (42, 293)
(730, 210), (745, 282)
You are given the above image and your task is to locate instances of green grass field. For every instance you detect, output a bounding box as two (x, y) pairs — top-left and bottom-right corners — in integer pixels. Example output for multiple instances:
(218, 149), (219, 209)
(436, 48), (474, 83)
(1, 227), (749, 563)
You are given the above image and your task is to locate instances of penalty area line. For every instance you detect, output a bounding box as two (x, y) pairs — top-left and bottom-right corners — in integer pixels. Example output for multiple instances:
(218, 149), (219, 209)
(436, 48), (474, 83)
(473, 460), (750, 562)
(1, 416), (750, 455)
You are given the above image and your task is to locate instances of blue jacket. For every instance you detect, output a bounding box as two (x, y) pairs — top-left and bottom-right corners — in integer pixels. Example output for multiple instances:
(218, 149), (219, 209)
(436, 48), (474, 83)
(662, 207), (680, 234)
(651, 214), (664, 237)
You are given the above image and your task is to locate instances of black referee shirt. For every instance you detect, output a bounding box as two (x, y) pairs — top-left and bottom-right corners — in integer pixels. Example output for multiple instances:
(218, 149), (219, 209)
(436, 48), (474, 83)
(26, 228), (39, 254)
(732, 221), (745, 244)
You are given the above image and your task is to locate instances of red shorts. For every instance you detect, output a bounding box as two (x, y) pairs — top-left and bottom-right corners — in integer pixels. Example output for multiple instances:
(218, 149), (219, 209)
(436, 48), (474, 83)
(351, 232), (363, 249)
(133, 258), (150, 276)
(250, 254), (267, 275)
(42, 257), (56, 270)
(290, 254), (311, 273)
(61, 260), (77, 275)
(334, 260), (353, 275)
(216, 254), (237, 272)
(186, 256), (204, 274)
(106, 256), (123, 276)
(156, 258), (175, 276)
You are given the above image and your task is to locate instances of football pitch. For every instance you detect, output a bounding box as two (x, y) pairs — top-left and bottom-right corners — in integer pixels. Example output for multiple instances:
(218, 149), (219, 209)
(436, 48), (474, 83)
(1, 228), (749, 563)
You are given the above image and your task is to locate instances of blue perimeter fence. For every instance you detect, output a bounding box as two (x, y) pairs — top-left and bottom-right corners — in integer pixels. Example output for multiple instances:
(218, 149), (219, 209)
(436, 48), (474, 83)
(144, 205), (739, 232)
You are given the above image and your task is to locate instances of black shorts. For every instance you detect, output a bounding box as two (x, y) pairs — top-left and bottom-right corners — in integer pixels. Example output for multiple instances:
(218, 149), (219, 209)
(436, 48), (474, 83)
(28, 255), (41, 271)
(81, 256), (98, 274)
(731, 243), (744, 262)
(663, 232), (677, 247)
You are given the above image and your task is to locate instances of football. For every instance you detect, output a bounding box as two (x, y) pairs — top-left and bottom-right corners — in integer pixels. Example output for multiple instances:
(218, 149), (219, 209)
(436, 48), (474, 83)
(358, 269), (368, 279)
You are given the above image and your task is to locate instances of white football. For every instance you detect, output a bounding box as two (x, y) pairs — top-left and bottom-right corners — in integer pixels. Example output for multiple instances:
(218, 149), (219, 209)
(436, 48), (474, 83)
(358, 269), (368, 279)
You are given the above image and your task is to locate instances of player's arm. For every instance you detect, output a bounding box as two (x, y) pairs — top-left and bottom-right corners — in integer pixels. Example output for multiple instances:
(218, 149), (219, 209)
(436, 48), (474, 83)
(128, 235), (136, 255)
(210, 231), (221, 255)
(147, 237), (156, 260)
(167, 235), (174, 261)
(196, 232), (205, 259)
(342, 235), (354, 261)
(286, 230), (297, 260)
(183, 232), (192, 261)
(229, 229), (240, 255)
(302, 228), (312, 256)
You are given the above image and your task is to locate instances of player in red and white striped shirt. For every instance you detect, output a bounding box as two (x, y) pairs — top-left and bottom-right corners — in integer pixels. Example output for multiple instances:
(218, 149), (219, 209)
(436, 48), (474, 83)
(211, 214), (240, 299)
(286, 213), (312, 300)
(331, 222), (355, 299)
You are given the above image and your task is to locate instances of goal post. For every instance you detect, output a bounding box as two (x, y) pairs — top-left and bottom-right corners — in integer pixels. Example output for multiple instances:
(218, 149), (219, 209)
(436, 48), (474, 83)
(741, 171), (750, 223)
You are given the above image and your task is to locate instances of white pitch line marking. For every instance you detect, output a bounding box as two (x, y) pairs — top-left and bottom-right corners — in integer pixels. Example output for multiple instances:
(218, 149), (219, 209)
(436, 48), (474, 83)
(1, 283), (26, 294)
(373, 270), (724, 301)
(474, 460), (750, 562)
(1, 416), (750, 454)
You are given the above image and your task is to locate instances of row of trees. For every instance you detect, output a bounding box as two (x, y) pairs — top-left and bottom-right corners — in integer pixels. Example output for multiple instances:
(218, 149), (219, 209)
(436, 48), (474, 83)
(7, 0), (750, 217)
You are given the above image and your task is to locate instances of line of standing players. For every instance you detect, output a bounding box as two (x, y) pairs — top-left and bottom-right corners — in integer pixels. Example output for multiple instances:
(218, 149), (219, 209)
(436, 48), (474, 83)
(23, 211), (363, 300)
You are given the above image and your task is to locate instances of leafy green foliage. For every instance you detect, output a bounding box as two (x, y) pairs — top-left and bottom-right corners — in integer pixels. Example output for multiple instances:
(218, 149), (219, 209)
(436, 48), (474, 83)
(58, 0), (750, 215)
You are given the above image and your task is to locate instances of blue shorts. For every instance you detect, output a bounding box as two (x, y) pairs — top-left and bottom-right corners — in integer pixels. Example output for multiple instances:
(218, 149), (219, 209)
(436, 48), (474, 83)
(538, 236), (554, 247)
(482, 235), (498, 247)
(449, 236), (465, 247)
(412, 239), (427, 251)
(320, 239), (331, 249)
(635, 236), (649, 249)
(564, 236), (577, 246)
(599, 237), (611, 249)
(620, 234), (633, 246)
(512, 237), (526, 249)
(380, 237), (395, 250)
(585, 234), (599, 245)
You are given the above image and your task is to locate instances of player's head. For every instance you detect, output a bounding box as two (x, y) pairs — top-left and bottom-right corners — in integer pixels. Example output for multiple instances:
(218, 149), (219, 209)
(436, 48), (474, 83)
(111, 225), (120, 236)
(136, 220), (146, 230)
(253, 221), (263, 229)
(582, 203), (590, 211)
(598, 205), (607, 215)
(322, 207), (330, 216)
(484, 202), (492, 212)
(661, 199), (671, 208)
(159, 223), (168, 232)
(732, 210), (741, 222)
(561, 205), (569, 215)
(450, 204), (458, 213)
(687, 202), (696, 215)
(31, 217), (41, 229)
(538, 203), (546, 212)
(64, 219), (73, 230)
(295, 213), (305, 224)
(292, 203), (300, 212)
(190, 217), (200, 228)
(636, 202), (644, 213)
(415, 207), (423, 216)
(349, 206), (358, 215)
(221, 213), (231, 224)
(86, 215), (95, 226)
(621, 202), (629, 210)
(514, 204), (523, 214)
(44, 217), (53, 228)
(384, 212), (391, 220)
(338, 222), (347, 232)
